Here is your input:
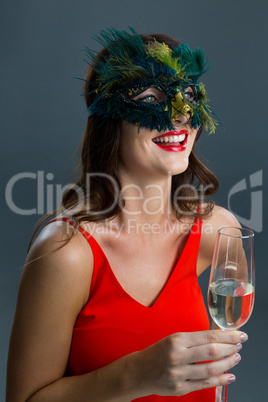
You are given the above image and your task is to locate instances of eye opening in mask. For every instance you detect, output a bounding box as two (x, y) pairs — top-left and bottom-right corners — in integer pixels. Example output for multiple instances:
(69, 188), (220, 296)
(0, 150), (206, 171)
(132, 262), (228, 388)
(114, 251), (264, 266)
(133, 87), (167, 104)
(183, 85), (198, 104)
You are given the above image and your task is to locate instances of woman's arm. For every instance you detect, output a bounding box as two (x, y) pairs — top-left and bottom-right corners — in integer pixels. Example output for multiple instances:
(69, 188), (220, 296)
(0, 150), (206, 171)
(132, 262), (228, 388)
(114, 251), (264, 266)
(6, 221), (247, 402)
(6, 222), (95, 401)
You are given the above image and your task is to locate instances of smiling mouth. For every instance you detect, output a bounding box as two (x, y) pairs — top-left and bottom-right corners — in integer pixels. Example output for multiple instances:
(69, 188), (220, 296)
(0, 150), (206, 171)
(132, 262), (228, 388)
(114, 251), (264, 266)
(152, 130), (188, 151)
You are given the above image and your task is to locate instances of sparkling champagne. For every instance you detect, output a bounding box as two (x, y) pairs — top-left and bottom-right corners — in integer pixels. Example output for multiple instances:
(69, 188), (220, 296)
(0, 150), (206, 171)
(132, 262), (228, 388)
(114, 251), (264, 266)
(208, 278), (254, 330)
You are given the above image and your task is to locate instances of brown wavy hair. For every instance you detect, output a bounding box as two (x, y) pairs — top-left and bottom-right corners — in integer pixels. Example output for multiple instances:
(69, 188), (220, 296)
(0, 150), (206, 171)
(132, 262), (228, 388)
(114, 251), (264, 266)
(28, 32), (219, 251)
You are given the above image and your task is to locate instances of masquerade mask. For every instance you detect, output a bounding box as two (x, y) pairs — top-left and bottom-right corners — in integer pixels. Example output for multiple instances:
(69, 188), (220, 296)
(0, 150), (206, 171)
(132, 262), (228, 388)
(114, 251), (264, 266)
(84, 27), (217, 133)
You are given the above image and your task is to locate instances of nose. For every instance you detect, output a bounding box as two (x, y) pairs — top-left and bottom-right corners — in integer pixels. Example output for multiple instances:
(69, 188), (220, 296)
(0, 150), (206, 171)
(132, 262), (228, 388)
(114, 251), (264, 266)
(171, 92), (192, 126)
(174, 113), (190, 125)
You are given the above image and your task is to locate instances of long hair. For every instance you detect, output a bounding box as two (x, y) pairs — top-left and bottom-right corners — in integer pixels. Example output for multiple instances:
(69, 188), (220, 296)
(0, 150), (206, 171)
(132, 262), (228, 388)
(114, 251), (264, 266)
(28, 32), (219, 251)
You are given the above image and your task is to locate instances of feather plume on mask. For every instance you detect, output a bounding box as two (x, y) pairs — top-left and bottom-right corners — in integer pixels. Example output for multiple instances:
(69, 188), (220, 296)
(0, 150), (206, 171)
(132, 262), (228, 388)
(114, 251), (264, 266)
(82, 27), (218, 133)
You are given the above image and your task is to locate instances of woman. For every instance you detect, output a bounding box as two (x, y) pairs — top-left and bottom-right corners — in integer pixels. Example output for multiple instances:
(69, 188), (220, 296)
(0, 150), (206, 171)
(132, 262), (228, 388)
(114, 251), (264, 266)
(6, 28), (247, 401)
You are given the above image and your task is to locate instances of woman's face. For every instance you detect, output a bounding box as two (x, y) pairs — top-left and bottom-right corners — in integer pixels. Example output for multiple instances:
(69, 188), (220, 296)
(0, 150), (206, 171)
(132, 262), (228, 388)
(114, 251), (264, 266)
(118, 86), (199, 180)
(86, 30), (217, 135)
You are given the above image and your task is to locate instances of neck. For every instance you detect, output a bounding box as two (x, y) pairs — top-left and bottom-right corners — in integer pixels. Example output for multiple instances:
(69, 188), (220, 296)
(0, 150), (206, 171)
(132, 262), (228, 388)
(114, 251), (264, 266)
(117, 171), (177, 229)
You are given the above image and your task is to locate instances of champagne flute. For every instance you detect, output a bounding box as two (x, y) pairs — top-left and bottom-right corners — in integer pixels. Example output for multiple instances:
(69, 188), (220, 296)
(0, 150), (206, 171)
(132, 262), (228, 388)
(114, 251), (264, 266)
(207, 227), (255, 401)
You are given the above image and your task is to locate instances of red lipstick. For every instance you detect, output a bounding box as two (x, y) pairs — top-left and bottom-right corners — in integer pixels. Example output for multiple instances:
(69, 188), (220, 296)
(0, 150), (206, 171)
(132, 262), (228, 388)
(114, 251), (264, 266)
(152, 130), (188, 152)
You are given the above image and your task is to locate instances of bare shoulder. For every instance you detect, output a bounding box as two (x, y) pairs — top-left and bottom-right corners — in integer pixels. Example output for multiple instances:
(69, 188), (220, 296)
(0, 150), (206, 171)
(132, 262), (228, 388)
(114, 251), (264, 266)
(203, 204), (241, 232)
(197, 205), (241, 274)
(29, 219), (92, 257)
(25, 220), (93, 305)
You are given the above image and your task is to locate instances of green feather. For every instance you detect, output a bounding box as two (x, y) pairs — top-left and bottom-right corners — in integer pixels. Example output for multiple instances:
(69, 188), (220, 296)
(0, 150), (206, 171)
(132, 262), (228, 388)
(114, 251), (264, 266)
(148, 41), (184, 78)
(83, 27), (218, 133)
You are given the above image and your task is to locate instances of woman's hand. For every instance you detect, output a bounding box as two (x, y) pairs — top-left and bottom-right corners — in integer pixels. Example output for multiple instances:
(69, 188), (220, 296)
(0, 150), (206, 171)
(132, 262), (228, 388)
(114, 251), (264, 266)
(126, 330), (247, 398)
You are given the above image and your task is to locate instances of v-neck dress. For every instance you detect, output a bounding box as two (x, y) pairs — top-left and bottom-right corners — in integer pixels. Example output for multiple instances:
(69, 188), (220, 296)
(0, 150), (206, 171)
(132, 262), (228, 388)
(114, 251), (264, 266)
(49, 217), (215, 401)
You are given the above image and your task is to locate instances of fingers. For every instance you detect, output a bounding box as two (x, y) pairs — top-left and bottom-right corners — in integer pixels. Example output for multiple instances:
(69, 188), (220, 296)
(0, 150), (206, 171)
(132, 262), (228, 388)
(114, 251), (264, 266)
(167, 330), (248, 367)
(184, 352), (241, 380)
(179, 330), (248, 348)
(186, 341), (242, 364)
(181, 372), (236, 395)
(136, 330), (246, 398)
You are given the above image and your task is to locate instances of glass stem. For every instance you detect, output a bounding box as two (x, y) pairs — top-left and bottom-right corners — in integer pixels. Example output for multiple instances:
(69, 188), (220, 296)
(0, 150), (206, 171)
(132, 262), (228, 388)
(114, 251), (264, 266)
(222, 370), (228, 402)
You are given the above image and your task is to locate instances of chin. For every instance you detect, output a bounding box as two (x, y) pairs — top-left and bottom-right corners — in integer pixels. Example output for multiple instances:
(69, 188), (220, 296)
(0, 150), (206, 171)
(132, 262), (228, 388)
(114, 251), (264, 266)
(169, 160), (189, 176)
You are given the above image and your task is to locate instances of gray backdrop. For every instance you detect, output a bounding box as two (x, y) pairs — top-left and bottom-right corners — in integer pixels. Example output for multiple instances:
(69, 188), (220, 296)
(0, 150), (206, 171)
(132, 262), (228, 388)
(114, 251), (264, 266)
(1, 0), (267, 400)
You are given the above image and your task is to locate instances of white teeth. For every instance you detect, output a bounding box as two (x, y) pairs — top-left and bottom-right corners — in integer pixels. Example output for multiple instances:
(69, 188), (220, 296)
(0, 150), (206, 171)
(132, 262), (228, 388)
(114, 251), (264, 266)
(178, 134), (186, 142)
(153, 134), (187, 144)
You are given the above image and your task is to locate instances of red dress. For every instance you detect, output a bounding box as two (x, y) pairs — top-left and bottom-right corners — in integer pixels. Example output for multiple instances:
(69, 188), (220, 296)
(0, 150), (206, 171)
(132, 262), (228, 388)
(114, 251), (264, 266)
(49, 217), (215, 401)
